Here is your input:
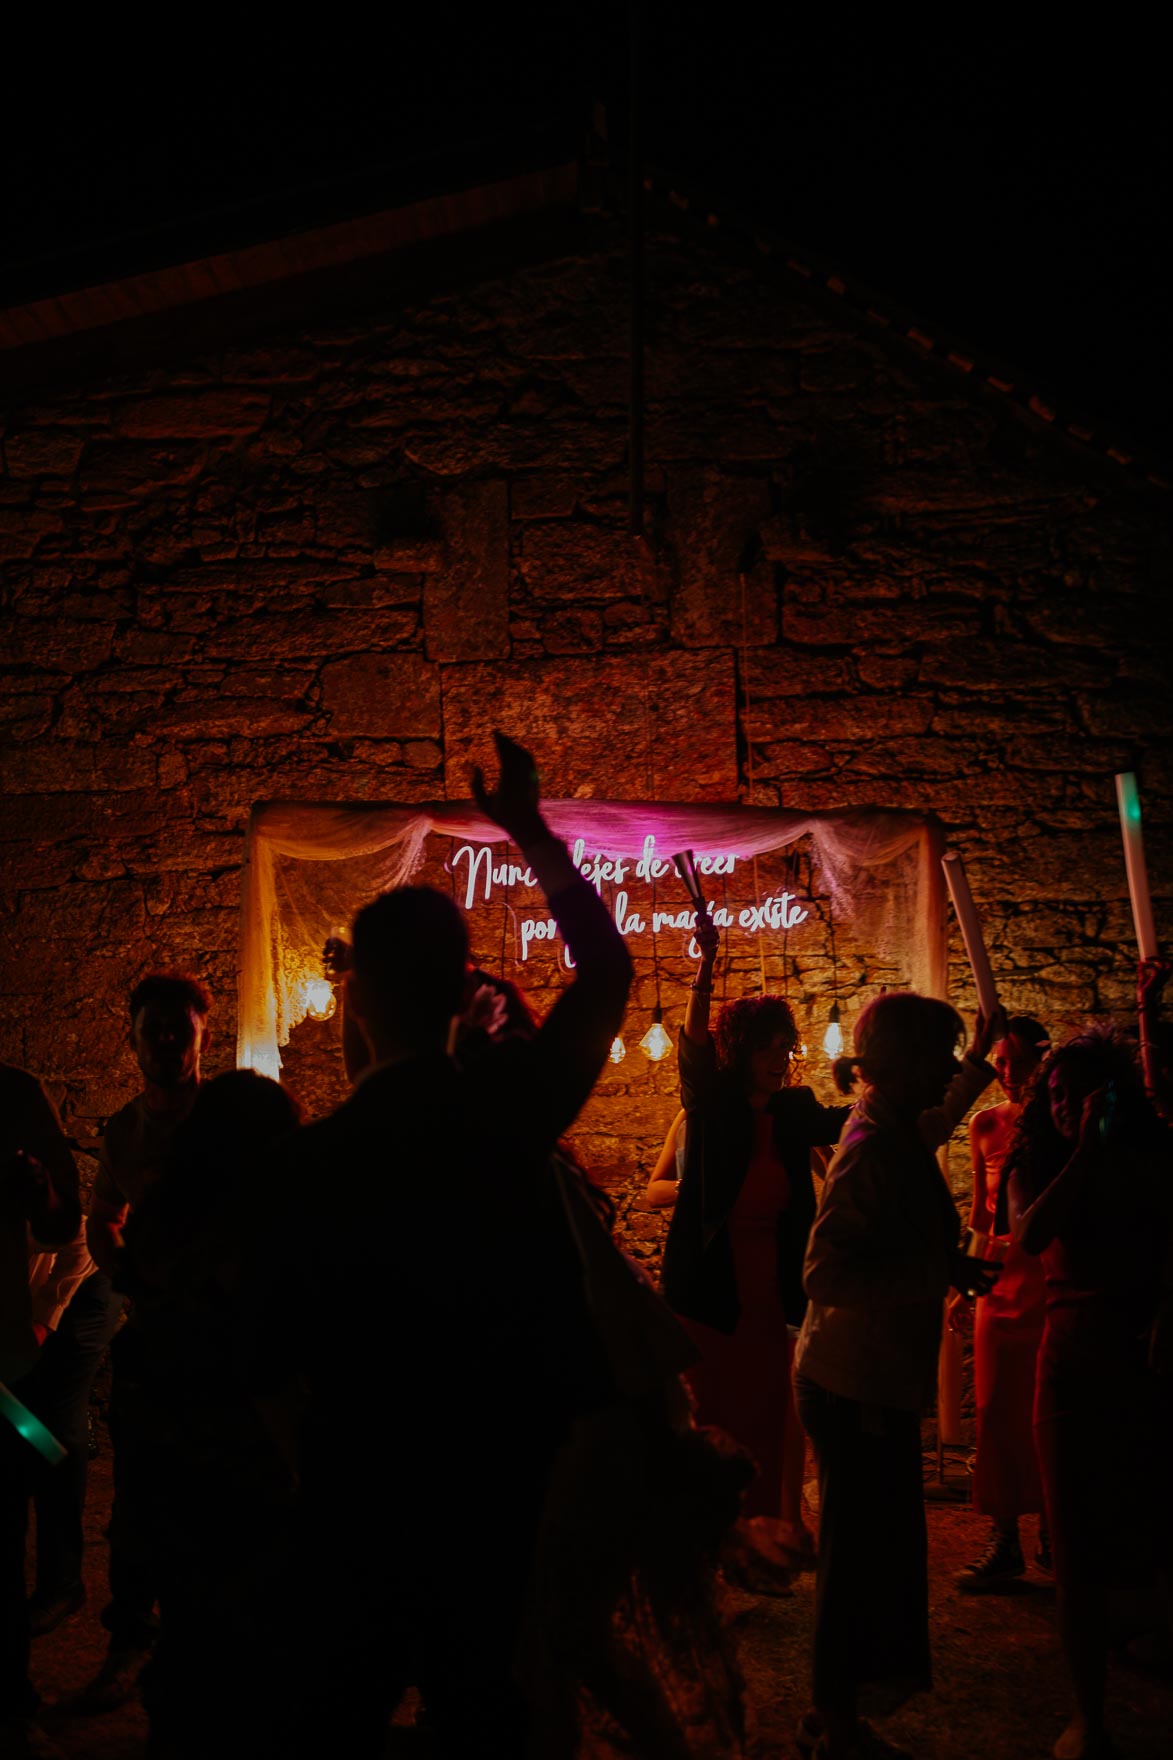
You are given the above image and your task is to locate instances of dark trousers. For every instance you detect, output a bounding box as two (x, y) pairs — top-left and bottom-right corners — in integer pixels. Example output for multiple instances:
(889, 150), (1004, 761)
(104, 1377), (163, 1647)
(795, 1374), (931, 1716)
(280, 1436), (558, 1760)
(23, 1271), (124, 1598)
(0, 1377), (37, 1722)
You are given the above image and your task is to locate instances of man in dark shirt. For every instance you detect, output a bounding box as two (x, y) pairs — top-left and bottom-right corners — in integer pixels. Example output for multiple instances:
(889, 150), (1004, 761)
(267, 732), (632, 1759)
(72, 972), (211, 1712)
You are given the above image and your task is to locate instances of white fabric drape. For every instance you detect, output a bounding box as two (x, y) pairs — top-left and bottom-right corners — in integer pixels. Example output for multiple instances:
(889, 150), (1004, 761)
(237, 799), (946, 1077)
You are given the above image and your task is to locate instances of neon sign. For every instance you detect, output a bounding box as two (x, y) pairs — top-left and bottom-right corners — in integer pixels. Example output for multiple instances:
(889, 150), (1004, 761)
(449, 833), (810, 966)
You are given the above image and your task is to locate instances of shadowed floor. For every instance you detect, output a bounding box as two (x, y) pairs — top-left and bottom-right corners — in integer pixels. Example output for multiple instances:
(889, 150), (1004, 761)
(26, 1436), (1173, 1758)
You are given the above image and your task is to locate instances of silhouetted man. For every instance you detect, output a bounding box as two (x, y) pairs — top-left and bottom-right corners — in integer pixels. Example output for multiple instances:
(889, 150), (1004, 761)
(75, 972), (212, 1713)
(268, 732), (632, 1759)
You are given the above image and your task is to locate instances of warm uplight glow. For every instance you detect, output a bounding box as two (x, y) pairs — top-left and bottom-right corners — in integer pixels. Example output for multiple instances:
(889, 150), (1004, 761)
(305, 978), (337, 1022)
(822, 1002), (843, 1059)
(610, 1035), (627, 1064)
(640, 1007), (672, 1062)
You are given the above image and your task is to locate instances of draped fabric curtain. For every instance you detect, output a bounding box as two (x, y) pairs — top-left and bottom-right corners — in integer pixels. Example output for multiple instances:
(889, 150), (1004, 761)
(237, 799), (946, 1077)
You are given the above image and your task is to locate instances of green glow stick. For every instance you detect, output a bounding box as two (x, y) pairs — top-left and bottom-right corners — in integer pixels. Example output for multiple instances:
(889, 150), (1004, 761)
(0, 1380), (67, 1465)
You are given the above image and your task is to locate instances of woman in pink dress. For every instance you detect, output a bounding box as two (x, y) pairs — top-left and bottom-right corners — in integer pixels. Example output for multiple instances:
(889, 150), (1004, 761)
(950, 1016), (1051, 1590)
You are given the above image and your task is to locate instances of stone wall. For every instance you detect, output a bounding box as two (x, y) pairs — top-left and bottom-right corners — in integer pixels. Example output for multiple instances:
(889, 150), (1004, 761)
(2, 206), (1169, 1252)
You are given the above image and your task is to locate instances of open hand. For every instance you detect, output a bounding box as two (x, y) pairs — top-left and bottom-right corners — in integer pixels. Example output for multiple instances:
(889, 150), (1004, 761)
(950, 1248), (1002, 1300)
(471, 731), (546, 847)
(323, 936), (353, 978)
(946, 1289), (975, 1333)
(971, 1003), (1008, 1065)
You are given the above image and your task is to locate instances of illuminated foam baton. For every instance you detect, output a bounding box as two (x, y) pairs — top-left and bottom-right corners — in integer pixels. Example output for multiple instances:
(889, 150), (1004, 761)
(0, 1380), (67, 1465)
(941, 851), (999, 1018)
(1115, 772), (1160, 961)
(672, 849), (710, 922)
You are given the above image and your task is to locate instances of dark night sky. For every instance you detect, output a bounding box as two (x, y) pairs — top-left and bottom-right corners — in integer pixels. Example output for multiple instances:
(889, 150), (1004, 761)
(3, 11), (1167, 454)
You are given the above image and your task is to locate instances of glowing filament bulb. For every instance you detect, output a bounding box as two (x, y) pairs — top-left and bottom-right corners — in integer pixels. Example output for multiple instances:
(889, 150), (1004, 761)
(822, 1002), (843, 1059)
(305, 978), (337, 1023)
(610, 1035), (627, 1064)
(640, 1006), (672, 1063)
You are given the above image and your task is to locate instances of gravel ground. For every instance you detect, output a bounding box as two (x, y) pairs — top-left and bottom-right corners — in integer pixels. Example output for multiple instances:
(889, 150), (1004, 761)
(28, 1440), (1173, 1759)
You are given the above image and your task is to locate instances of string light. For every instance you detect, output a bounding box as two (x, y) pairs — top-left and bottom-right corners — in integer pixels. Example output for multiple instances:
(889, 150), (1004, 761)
(610, 1035), (627, 1064)
(640, 1005), (672, 1062)
(822, 1001), (843, 1059)
(305, 978), (337, 1023)
(824, 877), (843, 1058)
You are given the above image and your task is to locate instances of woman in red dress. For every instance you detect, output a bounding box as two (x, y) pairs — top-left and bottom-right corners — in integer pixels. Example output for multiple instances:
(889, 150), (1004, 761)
(660, 919), (851, 1563)
(950, 1016), (1051, 1590)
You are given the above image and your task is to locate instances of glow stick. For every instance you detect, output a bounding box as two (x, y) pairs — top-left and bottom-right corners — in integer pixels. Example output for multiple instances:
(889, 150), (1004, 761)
(1114, 773), (1159, 961)
(941, 851), (998, 1018)
(0, 1380), (67, 1465)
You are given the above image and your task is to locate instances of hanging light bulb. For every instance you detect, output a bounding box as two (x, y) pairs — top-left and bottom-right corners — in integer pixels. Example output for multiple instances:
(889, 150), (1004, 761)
(609, 1035), (627, 1064)
(640, 1005), (672, 1062)
(822, 1001), (843, 1059)
(305, 977), (337, 1023)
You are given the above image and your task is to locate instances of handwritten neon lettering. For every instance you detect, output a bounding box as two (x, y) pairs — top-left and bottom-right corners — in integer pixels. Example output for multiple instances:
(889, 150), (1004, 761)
(571, 839), (629, 888)
(614, 890), (646, 936)
(451, 844), (537, 911)
(520, 915), (559, 959)
(737, 894), (809, 933)
(635, 835), (672, 881)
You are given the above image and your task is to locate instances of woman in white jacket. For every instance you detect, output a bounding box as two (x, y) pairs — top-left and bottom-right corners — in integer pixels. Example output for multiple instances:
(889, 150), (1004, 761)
(793, 994), (1001, 1760)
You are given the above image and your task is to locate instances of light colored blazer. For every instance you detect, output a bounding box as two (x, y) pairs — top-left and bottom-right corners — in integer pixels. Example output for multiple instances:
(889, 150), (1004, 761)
(795, 1059), (991, 1413)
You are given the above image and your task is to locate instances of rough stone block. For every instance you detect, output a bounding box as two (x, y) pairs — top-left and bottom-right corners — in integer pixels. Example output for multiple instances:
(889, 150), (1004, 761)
(117, 390), (270, 439)
(424, 480), (509, 662)
(539, 609), (605, 654)
(319, 651), (441, 739)
(517, 520), (658, 607)
(441, 649), (737, 800)
(4, 431), (85, 477)
(510, 476), (580, 520)
(783, 604), (981, 646)
(0, 743), (157, 795)
(4, 618), (114, 671)
(665, 468), (776, 648)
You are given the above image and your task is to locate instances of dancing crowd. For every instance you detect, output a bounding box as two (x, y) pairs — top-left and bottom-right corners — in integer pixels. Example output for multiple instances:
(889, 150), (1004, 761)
(2, 732), (1171, 1760)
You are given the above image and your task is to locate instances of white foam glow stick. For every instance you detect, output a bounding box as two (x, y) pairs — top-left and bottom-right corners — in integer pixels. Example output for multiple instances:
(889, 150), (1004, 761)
(941, 851), (999, 1018)
(0, 1380), (67, 1465)
(1114, 773), (1159, 962)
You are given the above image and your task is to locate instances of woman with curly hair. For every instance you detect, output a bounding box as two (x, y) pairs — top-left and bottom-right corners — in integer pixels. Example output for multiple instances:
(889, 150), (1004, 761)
(660, 917), (853, 1561)
(1009, 1026), (1172, 1760)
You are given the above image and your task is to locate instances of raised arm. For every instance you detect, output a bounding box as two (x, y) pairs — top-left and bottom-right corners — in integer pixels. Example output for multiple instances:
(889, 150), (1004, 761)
(683, 912), (719, 1046)
(919, 1006), (1001, 1150)
(948, 1114), (989, 1330)
(473, 732), (632, 1146)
